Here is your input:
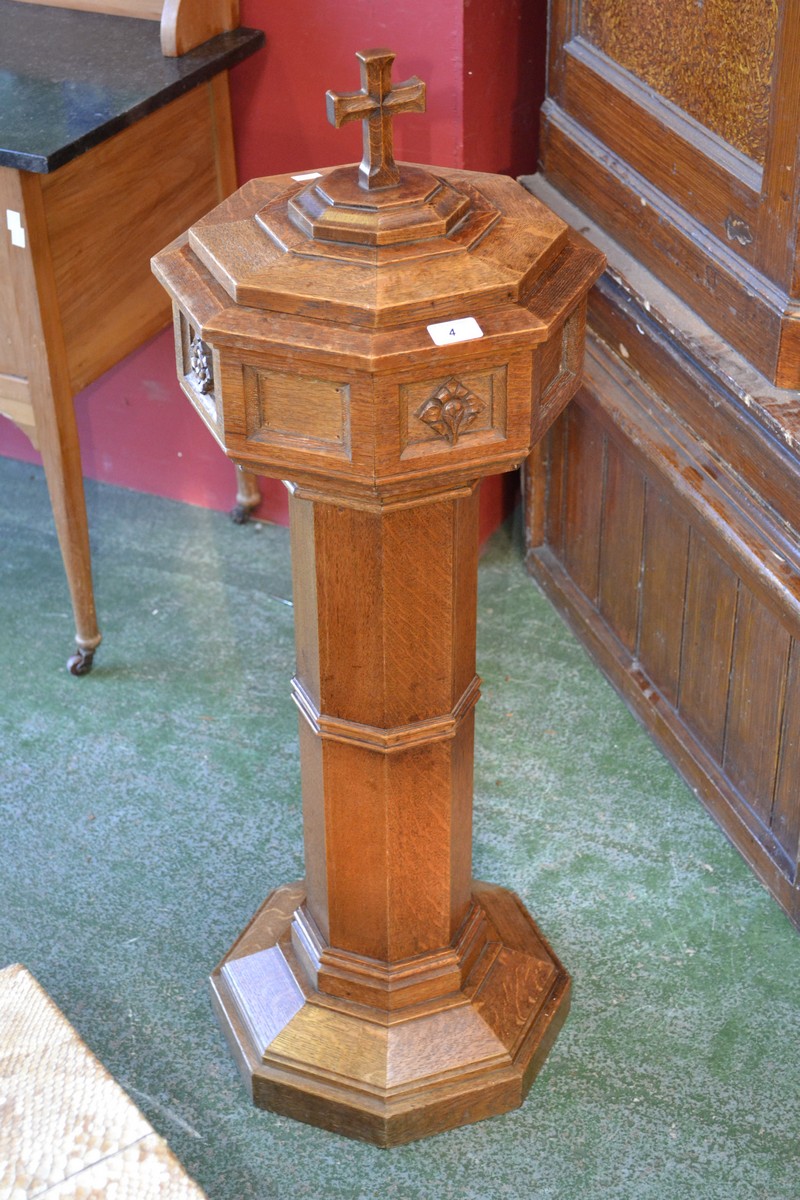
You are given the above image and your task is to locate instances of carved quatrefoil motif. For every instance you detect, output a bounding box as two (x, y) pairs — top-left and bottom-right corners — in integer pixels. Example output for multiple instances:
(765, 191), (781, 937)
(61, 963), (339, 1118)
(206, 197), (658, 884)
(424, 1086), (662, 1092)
(189, 335), (214, 395)
(416, 378), (484, 445)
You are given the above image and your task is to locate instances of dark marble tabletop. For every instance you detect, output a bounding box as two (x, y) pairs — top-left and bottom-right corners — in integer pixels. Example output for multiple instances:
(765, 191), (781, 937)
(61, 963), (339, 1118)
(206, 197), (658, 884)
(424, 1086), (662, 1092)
(0, 1), (264, 173)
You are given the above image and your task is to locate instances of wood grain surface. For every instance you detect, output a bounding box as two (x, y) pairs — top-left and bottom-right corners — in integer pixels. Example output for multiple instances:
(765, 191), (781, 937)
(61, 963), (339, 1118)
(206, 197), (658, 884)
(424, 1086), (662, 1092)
(541, 0), (800, 387)
(155, 85), (603, 1141)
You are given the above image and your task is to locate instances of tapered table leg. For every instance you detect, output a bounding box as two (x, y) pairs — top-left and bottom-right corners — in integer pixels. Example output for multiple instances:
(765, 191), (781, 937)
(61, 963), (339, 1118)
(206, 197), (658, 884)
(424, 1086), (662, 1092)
(30, 377), (101, 676)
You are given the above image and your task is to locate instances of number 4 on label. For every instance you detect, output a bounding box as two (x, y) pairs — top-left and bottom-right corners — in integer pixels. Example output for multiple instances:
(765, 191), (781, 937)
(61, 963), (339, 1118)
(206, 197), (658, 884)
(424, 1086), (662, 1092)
(427, 317), (483, 346)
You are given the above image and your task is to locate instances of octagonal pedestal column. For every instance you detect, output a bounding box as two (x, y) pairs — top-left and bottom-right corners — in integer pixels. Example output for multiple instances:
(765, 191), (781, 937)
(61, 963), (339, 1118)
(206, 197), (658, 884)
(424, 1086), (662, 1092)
(210, 486), (570, 1146)
(153, 46), (605, 1145)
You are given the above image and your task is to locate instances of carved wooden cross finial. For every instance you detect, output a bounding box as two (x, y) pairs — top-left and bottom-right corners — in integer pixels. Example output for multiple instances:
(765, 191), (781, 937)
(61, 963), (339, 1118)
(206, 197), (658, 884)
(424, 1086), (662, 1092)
(326, 49), (426, 191)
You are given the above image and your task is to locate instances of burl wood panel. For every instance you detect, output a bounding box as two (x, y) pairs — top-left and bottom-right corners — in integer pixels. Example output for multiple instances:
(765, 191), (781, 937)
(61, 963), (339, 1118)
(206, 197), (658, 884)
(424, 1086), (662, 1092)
(579, 0), (777, 162)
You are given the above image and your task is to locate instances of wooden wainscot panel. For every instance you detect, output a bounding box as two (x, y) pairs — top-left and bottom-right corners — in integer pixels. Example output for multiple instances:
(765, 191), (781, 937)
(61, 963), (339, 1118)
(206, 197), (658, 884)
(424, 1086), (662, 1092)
(558, 46), (762, 260)
(526, 317), (800, 912)
(723, 590), (792, 832)
(638, 490), (691, 710)
(597, 435), (646, 654)
(773, 643), (800, 870)
(585, 274), (800, 537)
(677, 531), (739, 764)
(562, 397), (606, 605)
(540, 112), (783, 384)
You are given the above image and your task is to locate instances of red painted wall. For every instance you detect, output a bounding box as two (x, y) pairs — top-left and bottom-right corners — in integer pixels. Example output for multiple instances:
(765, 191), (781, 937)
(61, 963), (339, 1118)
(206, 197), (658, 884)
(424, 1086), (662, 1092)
(1, 2), (545, 537)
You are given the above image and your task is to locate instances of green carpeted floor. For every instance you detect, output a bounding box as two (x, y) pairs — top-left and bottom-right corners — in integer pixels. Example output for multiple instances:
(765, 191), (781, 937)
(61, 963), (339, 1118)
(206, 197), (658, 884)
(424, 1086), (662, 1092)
(1, 454), (799, 1199)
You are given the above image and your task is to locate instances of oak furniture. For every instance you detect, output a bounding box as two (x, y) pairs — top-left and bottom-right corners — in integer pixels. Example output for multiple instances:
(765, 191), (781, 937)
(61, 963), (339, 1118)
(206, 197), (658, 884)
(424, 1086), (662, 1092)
(0, 0), (263, 673)
(154, 48), (603, 1145)
(523, 1), (800, 928)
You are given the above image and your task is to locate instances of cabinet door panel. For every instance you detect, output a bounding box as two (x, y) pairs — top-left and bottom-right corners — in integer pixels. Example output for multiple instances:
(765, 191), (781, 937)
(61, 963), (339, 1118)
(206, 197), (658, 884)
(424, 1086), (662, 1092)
(579, 0), (777, 164)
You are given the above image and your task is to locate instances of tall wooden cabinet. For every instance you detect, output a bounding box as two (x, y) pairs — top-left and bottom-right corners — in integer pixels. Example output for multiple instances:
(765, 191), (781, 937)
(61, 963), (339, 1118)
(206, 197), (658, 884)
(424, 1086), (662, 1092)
(524, 2), (800, 927)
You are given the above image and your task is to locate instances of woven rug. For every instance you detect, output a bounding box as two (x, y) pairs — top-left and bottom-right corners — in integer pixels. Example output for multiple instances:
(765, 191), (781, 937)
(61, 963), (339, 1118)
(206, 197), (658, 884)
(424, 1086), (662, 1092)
(0, 964), (206, 1199)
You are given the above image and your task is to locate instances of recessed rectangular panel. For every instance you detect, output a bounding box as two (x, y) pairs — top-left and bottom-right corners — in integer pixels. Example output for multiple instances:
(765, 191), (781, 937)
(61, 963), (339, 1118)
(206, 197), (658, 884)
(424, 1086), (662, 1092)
(243, 366), (351, 458)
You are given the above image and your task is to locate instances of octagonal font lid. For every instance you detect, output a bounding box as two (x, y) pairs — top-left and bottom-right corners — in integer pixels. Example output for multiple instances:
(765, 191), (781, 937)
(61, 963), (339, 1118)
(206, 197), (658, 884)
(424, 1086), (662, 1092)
(185, 49), (570, 331)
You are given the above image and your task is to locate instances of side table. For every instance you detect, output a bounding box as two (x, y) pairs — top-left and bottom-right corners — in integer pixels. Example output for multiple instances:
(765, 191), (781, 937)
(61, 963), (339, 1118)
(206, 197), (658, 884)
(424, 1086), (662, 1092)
(0, 1), (263, 672)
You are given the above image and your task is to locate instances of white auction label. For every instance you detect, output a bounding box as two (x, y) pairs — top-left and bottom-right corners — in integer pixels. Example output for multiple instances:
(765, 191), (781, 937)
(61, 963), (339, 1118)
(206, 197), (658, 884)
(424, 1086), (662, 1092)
(427, 317), (483, 346)
(6, 210), (25, 249)
(292, 171), (323, 182)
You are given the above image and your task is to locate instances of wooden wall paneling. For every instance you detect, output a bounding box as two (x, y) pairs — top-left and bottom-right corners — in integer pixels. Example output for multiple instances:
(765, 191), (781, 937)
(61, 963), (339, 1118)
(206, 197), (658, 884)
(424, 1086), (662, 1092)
(597, 432), (645, 653)
(723, 590), (791, 830)
(585, 275), (800, 539)
(564, 325), (800, 654)
(544, 417), (568, 554)
(637, 490), (690, 710)
(772, 642), (800, 871)
(529, 2), (800, 925)
(540, 113), (782, 383)
(674, 523), (739, 764)
(562, 400), (606, 603)
(558, 43), (762, 255)
(546, 0), (578, 102)
(528, 421), (800, 926)
(758, 4), (800, 293)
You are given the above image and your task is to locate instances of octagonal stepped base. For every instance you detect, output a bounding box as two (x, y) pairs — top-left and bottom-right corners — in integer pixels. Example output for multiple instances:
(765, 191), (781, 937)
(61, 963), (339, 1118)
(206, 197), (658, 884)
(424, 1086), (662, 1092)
(210, 880), (570, 1147)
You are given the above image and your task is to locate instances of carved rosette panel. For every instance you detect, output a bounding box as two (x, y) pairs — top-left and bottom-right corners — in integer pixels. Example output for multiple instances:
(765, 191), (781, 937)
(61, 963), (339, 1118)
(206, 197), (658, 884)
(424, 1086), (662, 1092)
(189, 335), (214, 395)
(415, 378), (484, 446)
